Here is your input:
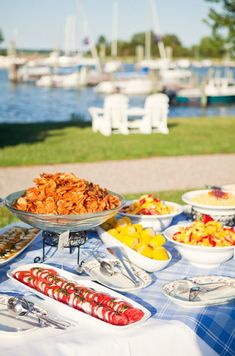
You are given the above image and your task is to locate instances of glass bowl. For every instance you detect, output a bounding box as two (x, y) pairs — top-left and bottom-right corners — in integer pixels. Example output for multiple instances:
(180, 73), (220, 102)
(5, 190), (125, 233)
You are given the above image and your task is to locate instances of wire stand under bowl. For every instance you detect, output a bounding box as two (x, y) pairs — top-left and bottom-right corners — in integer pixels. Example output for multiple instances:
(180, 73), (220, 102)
(34, 231), (87, 267)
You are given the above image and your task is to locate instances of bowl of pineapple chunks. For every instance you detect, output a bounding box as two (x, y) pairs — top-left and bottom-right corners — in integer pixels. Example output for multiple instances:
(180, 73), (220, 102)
(97, 216), (171, 272)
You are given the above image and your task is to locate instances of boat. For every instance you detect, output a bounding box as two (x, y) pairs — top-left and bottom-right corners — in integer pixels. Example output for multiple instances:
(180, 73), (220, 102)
(176, 77), (235, 104)
(36, 72), (80, 88)
(94, 78), (153, 95)
(160, 67), (192, 83)
(103, 60), (122, 73)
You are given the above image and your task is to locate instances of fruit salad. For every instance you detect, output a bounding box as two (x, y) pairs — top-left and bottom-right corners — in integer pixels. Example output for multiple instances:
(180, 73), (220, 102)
(121, 194), (175, 215)
(102, 217), (169, 260)
(172, 220), (235, 247)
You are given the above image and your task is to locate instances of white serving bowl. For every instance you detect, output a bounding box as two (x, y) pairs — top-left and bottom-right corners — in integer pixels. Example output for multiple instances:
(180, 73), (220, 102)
(97, 226), (171, 273)
(118, 201), (183, 232)
(182, 189), (235, 215)
(164, 224), (234, 269)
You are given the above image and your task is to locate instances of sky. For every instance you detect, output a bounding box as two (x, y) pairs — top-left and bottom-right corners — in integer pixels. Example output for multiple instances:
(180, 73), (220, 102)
(0, 0), (218, 50)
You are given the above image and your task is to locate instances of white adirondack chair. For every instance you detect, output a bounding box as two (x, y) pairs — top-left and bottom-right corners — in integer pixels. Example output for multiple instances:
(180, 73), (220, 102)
(89, 94), (129, 136)
(127, 93), (169, 134)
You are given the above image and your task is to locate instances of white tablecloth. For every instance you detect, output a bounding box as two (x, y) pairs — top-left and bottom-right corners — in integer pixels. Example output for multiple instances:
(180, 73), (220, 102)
(0, 315), (216, 356)
(1, 221), (231, 356)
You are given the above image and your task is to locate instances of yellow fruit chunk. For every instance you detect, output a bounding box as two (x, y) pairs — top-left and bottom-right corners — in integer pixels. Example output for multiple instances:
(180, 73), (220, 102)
(120, 226), (137, 235)
(137, 244), (154, 258)
(116, 217), (131, 229)
(149, 234), (166, 248)
(152, 247), (169, 260)
(133, 224), (144, 233)
(108, 228), (120, 239)
(105, 217), (169, 261)
(122, 236), (139, 248)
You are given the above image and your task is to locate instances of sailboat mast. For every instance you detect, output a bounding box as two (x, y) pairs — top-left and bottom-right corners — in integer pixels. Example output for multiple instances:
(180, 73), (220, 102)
(64, 15), (76, 55)
(111, 0), (118, 57)
(145, 30), (151, 59)
(77, 0), (101, 72)
(149, 0), (166, 59)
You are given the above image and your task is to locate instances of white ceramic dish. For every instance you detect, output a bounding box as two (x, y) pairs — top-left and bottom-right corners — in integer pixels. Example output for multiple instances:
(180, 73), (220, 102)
(8, 263), (151, 329)
(162, 275), (235, 308)
(182, 190), (235, 214)
(119, 200), (183, 231)
(0, 222), (41, 266)
(82, 258), (152, 292)
(97, 226), (171, 273)
(163, 224), (234, 268)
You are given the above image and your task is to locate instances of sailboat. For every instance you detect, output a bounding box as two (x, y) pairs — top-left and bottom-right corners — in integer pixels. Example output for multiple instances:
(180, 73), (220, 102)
(94, 0), (154, 95)
(36, 2), (101, 88)
(137, 0), (192, 83)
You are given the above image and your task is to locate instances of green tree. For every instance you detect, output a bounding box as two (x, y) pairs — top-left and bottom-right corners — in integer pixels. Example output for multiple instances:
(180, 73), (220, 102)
(199, 36), (225, 57)
(205, 0), (235, 55)
(97, 35), (107, 45)
(162, 34), (190, 57)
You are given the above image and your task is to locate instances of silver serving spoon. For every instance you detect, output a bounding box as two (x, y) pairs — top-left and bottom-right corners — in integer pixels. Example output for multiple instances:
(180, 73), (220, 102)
(92, 253), (118, 276)
(7, 297), (70, 329)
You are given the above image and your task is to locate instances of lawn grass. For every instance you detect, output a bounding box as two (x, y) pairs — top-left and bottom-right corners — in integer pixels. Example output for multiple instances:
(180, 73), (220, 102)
(0, 189), (187, 228)
(0, 117), (235, 166)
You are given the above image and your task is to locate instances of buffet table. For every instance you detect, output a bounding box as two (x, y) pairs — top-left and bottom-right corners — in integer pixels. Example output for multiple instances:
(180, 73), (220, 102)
(0, 216), (234, 356)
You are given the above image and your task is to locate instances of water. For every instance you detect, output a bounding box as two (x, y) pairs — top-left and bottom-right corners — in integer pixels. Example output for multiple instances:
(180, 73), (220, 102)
(0, 67), (235, 124)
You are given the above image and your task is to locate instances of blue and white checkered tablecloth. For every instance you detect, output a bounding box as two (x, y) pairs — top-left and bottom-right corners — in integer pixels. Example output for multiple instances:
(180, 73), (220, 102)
(0, 217), (235, 356)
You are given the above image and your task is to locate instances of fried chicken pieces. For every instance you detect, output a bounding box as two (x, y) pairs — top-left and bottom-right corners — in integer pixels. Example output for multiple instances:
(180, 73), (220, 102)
(14, 173), (121, 215)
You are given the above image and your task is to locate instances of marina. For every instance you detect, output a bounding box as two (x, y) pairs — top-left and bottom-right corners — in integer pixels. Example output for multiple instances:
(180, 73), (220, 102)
(1, 65), (235, 124)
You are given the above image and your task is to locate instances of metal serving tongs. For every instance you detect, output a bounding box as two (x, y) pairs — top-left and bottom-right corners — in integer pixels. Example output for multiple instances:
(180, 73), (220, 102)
(107, 247), (141, 286)
(7, 296), (71, 330)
